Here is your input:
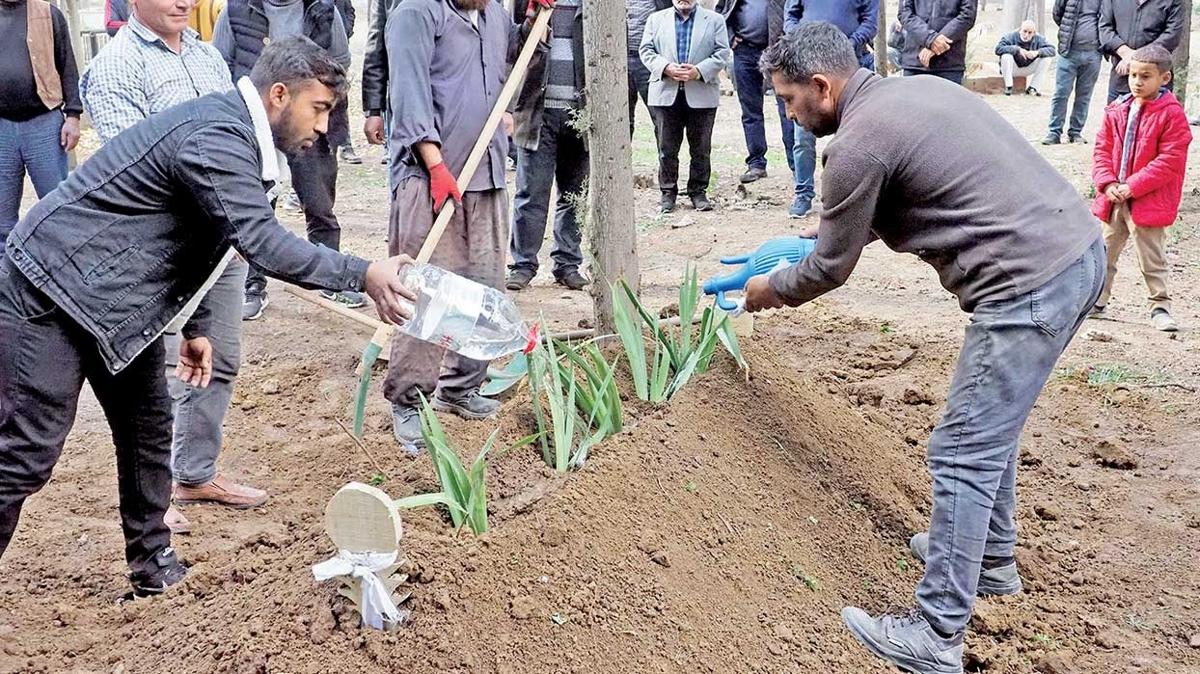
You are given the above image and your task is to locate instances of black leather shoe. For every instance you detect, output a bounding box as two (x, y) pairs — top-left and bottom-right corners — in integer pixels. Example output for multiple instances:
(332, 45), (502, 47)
(739, 166), (767, 183)
(555, 269), (590, 291)
(691, 194), (713, 212)
(660, 193), (677, 214)
(506, 268), (535, 291)
(130, 547), (187, 598)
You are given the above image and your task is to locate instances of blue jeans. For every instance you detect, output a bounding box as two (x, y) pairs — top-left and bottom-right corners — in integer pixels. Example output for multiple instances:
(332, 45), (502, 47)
(1048, 50), (1101, 138)
(163, 258), (248, 486)
(791, 122), (816, 201)
(509, 108), (588, 277)
(734, 42), (795, 171)
(916, 237), (1105, 635)
(0, 111), (68, 241)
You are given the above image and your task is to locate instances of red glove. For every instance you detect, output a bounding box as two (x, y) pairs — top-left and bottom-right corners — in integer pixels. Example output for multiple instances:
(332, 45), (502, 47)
(526, 0), (553, 16)
(428, 161), (461, 213)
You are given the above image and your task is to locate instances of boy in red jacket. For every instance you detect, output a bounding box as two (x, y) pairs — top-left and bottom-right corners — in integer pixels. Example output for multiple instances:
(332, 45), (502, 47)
(1091, 44), (1191, 332)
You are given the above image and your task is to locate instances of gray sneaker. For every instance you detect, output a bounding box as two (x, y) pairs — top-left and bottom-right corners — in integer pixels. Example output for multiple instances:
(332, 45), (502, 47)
(319, 289), (368, 309)
(432, 391), (501, 420)
(910, 532), (1023, 596)
(391, 404), (425, 455)
(242, 286), (269, 321)
(842, 607), (963, 674)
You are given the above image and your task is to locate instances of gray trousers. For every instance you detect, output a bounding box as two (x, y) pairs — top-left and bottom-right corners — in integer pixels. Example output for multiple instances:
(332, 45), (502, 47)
(383, 178), (509, 408)
(509, 108), (588, 278)
(916, 237), (1104, 635)
(163, 258), (247, 486)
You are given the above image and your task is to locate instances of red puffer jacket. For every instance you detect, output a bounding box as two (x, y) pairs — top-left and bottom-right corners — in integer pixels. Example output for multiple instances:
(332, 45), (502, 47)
(1091, 90), (1193, 228)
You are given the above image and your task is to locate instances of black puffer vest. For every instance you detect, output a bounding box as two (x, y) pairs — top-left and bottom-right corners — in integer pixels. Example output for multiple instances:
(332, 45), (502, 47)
(223, 0), (347, 146)
(1054, 0), (1082, 56)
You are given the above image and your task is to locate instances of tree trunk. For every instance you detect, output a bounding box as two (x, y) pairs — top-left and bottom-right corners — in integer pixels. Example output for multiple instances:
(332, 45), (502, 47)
(1002, 0), (1046, 33)
(875, 0), (889, 76)
(583, 0), (640, 334)
(1174, 0), (1192, 111)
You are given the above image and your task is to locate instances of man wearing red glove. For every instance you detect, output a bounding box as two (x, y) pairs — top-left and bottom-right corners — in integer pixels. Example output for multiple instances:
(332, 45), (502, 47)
(383, 0), (550, 450)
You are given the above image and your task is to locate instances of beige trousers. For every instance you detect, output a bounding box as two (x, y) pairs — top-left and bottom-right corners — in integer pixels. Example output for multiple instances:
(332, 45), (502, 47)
(1097, 203), (1171, 313)
(382, 178), (509, 408)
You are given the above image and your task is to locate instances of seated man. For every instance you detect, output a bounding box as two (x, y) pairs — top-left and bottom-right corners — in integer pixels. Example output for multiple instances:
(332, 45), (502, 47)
(996, 20), (1056, 95)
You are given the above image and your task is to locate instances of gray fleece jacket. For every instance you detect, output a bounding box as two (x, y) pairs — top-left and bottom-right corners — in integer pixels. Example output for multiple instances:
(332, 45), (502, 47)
(769, 69), (1100, 313)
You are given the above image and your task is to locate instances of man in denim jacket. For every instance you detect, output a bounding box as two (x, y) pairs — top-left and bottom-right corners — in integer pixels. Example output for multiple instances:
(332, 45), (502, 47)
(0, 38), (415, 598)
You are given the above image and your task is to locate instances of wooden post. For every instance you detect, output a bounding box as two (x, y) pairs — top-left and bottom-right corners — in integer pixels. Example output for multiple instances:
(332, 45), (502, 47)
(875, 0), (889, 76)
(1174, 0), (1192, 110)
(59, 0), (85, 68)
(1001, 0), (1046, 34)
(583, 0), (640, 334)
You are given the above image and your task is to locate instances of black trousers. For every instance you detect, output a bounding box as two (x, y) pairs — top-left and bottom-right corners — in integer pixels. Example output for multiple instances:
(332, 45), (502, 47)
(650, 95), (717, 198)
(628, 53), (652, 138)
(246, 134), (341, 290)
(0, 257), (173, 576)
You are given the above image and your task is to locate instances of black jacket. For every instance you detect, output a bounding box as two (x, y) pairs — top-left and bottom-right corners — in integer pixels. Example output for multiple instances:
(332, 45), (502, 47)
(361, 0), (404, 115)
(509, 2), (583, 151)
(1054, 0), (1099, 55)
(994, 31), (1056, 67)
(4, 90), (369, 374)
(897, 0), (976, 73)
(715, 0), (786, 47)
(1099, 0), (1183, 59)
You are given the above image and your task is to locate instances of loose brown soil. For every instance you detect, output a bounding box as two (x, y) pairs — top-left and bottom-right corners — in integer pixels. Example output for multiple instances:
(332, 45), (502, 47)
(3, 10), (1200, 672)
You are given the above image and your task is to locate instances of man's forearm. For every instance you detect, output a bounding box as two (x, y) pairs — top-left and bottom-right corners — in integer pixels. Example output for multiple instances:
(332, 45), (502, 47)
(415, 142), (443, 169)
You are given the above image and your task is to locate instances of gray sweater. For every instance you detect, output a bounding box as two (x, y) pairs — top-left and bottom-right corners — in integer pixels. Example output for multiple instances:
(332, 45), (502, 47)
(769, 69), (1099, 313)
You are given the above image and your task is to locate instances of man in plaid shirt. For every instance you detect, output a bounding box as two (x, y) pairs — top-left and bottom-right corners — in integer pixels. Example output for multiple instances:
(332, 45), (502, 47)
(80, 0), (268, 535)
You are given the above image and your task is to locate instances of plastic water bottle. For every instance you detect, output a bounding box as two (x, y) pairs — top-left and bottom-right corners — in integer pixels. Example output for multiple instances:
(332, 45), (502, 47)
(398, 263), (539, 360)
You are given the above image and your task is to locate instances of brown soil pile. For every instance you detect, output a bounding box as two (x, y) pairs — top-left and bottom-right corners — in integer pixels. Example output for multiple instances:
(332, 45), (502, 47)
(1, 333), (937, 674)
(2, 321), (1197, 674)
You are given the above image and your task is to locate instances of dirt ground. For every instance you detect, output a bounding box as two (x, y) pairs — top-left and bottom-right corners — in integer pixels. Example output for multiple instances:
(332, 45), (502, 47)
(3, 13), (1200, 672)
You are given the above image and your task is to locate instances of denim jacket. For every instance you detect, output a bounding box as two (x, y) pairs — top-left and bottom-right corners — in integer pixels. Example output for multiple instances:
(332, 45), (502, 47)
(5, 89), (370, 374)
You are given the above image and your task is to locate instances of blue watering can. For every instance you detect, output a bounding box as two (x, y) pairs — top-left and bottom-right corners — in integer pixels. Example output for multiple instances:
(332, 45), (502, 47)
(702, 236), (818, 312)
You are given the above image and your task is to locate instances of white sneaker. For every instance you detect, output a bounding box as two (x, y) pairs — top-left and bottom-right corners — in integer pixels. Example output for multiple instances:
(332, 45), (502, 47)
(1151, 309), (1179, 332)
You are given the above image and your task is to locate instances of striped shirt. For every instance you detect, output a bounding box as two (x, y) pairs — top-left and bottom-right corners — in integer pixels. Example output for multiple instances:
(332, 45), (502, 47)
(676, 8), (695, 63)
(81, 15), (232, 143)
(1118, 98), (1146, 182)
(545, 0), (580, 110)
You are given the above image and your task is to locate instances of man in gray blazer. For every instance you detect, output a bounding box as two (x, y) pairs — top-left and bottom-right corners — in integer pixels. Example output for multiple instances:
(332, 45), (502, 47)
(640, 0), (733, 214)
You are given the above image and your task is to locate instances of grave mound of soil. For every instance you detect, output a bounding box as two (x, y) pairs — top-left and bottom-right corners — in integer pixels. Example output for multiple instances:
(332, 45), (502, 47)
(4, 334), (944, 674)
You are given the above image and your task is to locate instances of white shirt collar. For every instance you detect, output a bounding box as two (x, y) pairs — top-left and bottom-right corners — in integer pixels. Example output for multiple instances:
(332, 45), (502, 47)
(236, 76), (286, 182)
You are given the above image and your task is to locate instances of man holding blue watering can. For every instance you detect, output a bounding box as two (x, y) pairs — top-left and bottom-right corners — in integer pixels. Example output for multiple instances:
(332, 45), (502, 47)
(747, 22), (1104, 674)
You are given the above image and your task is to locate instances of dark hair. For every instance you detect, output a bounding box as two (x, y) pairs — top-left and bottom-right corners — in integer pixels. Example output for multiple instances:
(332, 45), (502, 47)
(760, 21), (858, 83)
(1131, 44), (1174, 74)
(249, 36), (348, 98)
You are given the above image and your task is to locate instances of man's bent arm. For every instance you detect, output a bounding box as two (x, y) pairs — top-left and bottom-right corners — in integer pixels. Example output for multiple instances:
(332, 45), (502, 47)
(940, 0), (977, 41)
(175, 126), (370, 291)
(387, 4), (441, 160)
(768, 146), (885, 305)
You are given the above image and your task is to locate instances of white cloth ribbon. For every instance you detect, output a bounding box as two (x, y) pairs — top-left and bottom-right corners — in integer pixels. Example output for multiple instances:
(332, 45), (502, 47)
(312, 550), (403, 630)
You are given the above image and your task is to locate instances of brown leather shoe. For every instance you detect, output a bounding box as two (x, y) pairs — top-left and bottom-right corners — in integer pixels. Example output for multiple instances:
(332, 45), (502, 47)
(165, 505), (191, 535)
(174, 474), (268, 509)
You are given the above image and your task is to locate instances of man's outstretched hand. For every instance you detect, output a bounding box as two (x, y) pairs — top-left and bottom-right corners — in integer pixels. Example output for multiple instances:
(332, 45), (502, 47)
(177, 337), (213, 388)
(365, 255), (419, 325)
(744, 275), (786, 313)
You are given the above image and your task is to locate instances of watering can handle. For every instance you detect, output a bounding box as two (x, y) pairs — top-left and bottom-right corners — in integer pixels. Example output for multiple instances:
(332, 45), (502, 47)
(718, 254), (750, 265)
